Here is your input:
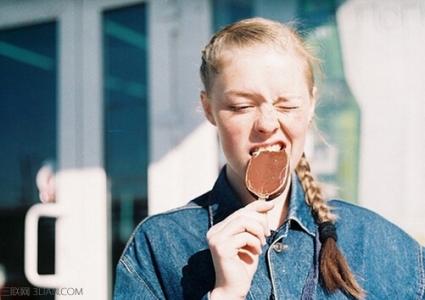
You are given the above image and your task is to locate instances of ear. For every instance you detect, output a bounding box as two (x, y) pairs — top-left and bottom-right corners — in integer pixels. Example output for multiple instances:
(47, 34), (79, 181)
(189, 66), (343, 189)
(200, 91), (216, 126)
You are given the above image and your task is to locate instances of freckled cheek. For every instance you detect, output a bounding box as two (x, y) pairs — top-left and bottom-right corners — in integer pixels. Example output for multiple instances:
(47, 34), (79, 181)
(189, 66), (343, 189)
(218, 123), (245, 147)
(279, 114), (310, 141)
(288, 124), (309, 139)
(217, 122), (241, 146)
(281, 115), (309, 168)
(216, 120), (250, 158)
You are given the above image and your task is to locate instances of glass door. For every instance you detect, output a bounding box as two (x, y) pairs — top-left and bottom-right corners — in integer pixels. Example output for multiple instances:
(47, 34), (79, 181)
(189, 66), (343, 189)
(0, 1), (109, 299)
(79, 0), (150, 290)
(101, 1), (149, 276)
(0, 18), (58, 300)
(0, 0), (149, 298)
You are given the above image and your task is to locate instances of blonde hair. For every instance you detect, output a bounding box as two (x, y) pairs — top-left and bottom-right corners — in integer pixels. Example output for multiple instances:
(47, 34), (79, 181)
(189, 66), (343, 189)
(200, 18), (316, 97)
(200, 18), (364, 299)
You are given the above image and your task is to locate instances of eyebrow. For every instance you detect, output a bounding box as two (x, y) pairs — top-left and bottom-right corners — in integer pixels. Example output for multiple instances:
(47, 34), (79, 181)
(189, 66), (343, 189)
(223, 90), (261, 100)
(224, 90), (301, 103)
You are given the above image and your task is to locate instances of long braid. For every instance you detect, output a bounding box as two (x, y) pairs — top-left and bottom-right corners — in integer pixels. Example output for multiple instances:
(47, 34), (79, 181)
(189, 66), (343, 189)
(296, 153), (365, 299)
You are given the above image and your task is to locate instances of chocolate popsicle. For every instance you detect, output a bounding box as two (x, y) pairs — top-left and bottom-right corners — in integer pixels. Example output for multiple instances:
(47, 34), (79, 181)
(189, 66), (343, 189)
(245, 150), (290, 201)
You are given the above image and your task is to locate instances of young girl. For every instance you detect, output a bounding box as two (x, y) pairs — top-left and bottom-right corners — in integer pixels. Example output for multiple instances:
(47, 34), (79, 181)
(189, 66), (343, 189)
(114, 18), (425, 299)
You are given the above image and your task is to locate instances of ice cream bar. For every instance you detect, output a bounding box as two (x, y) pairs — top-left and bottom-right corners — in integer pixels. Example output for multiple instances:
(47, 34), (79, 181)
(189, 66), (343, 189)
(245, 150), (289, 200)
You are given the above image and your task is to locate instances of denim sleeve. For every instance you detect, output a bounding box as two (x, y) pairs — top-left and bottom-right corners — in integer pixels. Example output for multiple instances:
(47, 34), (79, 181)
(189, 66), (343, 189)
(114, 256), (161, 300)
(113, 227), (167, 300)
(114, 256), (212, 300)
(420, 246), (425, 299)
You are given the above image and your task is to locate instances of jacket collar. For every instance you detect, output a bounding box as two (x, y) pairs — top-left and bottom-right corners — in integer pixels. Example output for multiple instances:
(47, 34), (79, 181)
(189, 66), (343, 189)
(208, 165), (317, 237)
(286, 172), (317, 236)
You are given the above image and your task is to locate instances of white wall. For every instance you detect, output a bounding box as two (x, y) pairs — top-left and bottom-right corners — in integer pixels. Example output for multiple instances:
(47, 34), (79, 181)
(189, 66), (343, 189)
(148, 0), (219, 214)
(337, 0), (425, 243)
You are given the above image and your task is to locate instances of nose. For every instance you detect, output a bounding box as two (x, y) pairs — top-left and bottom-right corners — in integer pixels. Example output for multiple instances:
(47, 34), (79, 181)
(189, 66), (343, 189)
(254, 105), (279, 135)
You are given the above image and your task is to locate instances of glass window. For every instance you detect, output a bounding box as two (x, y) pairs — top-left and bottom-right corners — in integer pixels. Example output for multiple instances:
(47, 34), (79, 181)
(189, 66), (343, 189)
(0, 21), (57, 296)
(212, 0), (254, 30)
(299, 1), (361, 202)
(102, 3), (149, 272)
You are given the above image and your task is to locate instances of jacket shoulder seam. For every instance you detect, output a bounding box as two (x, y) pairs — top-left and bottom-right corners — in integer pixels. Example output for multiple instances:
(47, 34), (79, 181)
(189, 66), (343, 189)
(119, 205), (205, 261)
(119, 256), (160, 299)
(328, 199), (392, 222)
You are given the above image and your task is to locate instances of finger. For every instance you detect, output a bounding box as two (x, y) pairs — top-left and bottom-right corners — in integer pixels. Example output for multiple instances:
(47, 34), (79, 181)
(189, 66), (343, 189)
(207, 215), (267, 249)
(244, 200), (273, 235)
(235, 210), (270, 236)
(207, 200), (274, 238)
(214, 210), (271, 236)
(244, 199), (274, 213)
(238, 248), (256, 265)
(232, 232), (263, 255)
(217, 200), (273, 231)
(215, 215), (267, 245)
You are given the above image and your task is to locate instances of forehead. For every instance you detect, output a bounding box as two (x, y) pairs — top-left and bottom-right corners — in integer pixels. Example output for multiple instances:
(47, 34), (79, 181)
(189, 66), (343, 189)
(214, 45), (309, 95)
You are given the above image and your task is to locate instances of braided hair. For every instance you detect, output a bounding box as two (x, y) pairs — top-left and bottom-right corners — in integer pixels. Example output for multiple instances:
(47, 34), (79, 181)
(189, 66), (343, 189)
(296, 153), (364, 298)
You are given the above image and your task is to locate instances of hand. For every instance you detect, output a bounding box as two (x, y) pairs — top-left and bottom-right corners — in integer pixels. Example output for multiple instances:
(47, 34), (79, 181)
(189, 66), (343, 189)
(36, 163), (56, 203)
(207, 200), (274, 299)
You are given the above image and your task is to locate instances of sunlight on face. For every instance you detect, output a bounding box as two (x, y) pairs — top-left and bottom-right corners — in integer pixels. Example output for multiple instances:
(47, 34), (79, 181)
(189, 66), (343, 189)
(202, 45), (315, 191)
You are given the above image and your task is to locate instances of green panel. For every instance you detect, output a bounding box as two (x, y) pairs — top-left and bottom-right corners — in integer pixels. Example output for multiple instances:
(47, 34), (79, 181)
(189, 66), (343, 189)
(0, 21), (57, 297)
(102, 2), (149, 278)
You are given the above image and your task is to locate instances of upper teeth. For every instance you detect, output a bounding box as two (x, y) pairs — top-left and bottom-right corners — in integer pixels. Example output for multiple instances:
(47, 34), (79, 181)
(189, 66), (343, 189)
(253, 144), (281, 156)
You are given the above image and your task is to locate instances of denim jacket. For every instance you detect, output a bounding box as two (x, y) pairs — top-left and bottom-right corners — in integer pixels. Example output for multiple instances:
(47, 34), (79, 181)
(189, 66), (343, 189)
(114, 167), (425, 299)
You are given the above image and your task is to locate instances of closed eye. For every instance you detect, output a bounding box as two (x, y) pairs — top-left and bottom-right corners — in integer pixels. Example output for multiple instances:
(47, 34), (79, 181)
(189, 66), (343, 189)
(229, 105), (255, 112)
(273, 96), (301, 111)
(275, 105), (299, 111)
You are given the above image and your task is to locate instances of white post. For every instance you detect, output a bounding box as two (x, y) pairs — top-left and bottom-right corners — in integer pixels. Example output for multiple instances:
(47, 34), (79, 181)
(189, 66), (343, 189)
(148, 0), (219, 214)
(337, 0), (425, 243)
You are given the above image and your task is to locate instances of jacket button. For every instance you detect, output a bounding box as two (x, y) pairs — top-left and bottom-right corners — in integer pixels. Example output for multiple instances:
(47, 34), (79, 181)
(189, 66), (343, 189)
(272, 242), (288, 252)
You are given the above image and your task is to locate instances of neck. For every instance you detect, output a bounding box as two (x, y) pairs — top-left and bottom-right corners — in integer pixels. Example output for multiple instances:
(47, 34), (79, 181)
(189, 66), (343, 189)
(226, 165), (291, 230)
(267, 179), (291, 230)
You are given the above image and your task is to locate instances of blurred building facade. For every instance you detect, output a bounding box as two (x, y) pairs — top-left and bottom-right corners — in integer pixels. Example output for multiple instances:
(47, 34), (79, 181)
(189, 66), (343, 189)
(0, 0), (424, 298)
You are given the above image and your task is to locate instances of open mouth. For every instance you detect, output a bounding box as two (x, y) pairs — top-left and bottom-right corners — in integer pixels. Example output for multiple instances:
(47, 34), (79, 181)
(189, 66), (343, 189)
(250, 142), (285, 156)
